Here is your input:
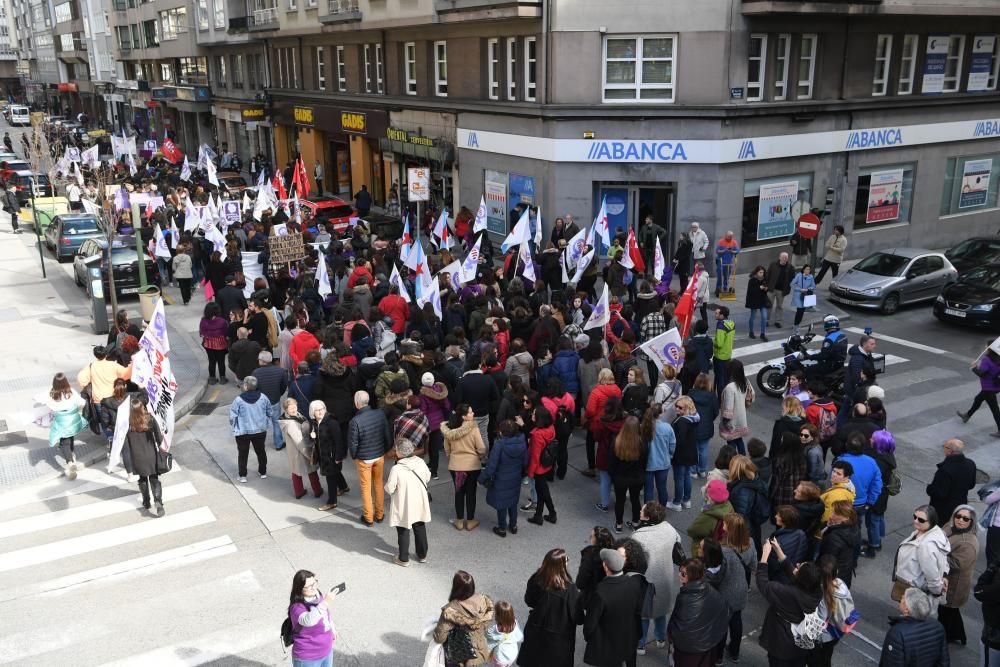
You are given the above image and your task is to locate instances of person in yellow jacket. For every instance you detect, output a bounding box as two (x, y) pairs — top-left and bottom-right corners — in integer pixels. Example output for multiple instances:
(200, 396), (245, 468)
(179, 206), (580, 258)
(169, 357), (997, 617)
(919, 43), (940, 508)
(818, 460), (856, 538)
(77, 345), (132, 403)
(713, 306), (735, 400)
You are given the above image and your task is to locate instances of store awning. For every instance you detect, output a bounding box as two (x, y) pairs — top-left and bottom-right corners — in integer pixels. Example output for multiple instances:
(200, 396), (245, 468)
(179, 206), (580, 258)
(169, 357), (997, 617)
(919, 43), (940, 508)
(379, 138), (454, 164)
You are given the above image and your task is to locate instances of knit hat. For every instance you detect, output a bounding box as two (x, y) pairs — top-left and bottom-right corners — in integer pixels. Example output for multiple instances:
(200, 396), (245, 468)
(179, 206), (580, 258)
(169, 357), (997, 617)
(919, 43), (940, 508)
(421, 372), (435, 387)
(706, 479), (729, 504)
(866, 385), (885, 400)
(599, 548), (625, 574)
(574, 334), (590, 348)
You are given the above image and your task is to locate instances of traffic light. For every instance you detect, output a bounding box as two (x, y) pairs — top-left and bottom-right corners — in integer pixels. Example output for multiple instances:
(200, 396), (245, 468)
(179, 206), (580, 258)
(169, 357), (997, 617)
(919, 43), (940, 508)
(823, 187), (835, 217)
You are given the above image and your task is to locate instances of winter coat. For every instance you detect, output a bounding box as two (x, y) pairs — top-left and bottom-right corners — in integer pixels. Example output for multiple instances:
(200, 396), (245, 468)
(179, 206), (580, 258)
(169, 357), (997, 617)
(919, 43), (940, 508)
(526, 425), (556, 478)
(314, 415), (346, 477)
(879, 616), (949, 667)
(228, 339), (262, 380)
(582, 574), (644, 667)
(289, 331), (321, 370)
(820, 522), (861, 588)
(668, 580), (730, 654)
(607, 443), (648, 488)
(384, 455), (431, 528)
(287, 373), (317, 413)
(689, 389), (719, 441)
(621, 383), (650, 417)
(943, 517), (979, 608)
(823, 233), (847, 263)
(229, 390), (273, 436)
(373, 367), (408, 406)
(578, 357), (611, 401)
(819, 481), (857, 527)
(441, 419), (487, 471)
(631, 521), (681, 619)
(279, 413), (318, 477)
(433, 594), (495, 667)
(707, 548), (751, 613)
(171, 253), (193, 279)
(745, 275), (769, 309)
(504, 351), (534, 388)
(728, 476), (769, 528)
(975, 566), (1000, 650)
(347, 406), (391, 460)
(517, 575), (581, 667)
(753, 456), (773, 489)
(689, 334), (713, 373)
(688, 500), (734, 553)
(770, 457), (806, 510)
(482, 433), (529, 510)
(593, 418), (624, 472)
(832, 417), (878, 459)
(47, 393), (88, 446)
(871, 450), (896, 514)
(804, 443), (827, 488)
(124, 422), (162, 477)
(790, 272), (817, 309)
(646, 421), (675, 472)
(756, 561), (823, 661)
(455, 370), (501, 418)
(419, 384), (451, 431)
(767, 528), (809, 583)
(551, 349), (581, 395)
(584, 383), (622, 430)
(926, 453), (978, 522)
(671, 415), (700, 467)
(838, 452), (883, 507)
(311, 367), (356, 424)
(770, 415), (805, 452)
(576, 545), (606, 602)
(792, 499), (825, 539)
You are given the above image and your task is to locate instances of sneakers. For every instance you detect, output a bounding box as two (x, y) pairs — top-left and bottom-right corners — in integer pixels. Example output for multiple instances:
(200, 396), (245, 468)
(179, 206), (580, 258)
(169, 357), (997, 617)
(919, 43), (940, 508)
(431, 474), (440, 480)
(682, 500), (692, 509)
(393, 556), (409, 568)
(417, 556), (428, 563)
(238, 476), (247, 483)
(594, 503), (609, 513)
(637, 647), (646, 656)
(208, 377), (218, 385)
(613, 523), (623, 534)
(520, 501), (537, 512)
(259, 473), (267, 479)
(699, 472), (708, 479)
(625, 521), (636, 531)
(665, 501), (682, 512)
(690, 471), (698, 478)
(654, 641), (667, 649)
(521, 477), (530, 486)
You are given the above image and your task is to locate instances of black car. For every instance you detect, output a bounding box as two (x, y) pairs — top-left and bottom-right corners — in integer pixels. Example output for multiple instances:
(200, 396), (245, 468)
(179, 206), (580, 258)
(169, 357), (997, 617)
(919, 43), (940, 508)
(13, 171), (54, 205)
(72, 236), (160, 297)
(944, 237), (1000, 273)
(934, 263), (1000, 328)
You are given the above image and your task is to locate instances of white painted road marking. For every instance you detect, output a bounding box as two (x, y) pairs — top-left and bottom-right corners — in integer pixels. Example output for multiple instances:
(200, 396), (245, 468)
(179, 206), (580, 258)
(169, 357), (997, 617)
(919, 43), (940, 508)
(96, 625), (276, 667)
(733, 339), (786, 358)
(745, 354), (909, 378)
(845, 327), (948, 355)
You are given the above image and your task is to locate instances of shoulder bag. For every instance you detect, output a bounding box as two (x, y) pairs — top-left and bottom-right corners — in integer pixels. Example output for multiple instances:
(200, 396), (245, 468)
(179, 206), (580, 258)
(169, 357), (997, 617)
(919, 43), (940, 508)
(148, 425), (173, 474)
(407, 466), (432, 502)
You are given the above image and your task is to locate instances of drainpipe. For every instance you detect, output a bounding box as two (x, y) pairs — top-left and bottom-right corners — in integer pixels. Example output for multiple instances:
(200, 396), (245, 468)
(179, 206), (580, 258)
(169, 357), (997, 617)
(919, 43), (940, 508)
(541, 0), (550, 105)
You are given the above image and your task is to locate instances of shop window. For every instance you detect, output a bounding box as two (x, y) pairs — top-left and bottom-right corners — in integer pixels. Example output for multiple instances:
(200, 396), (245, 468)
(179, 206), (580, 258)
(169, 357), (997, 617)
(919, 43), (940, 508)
(602, 34), (676, 102)
(160, 63), (172, 82)
(853, 163), (916, 228)
(872, 34), (892, 96)
(898, 34), (918, 94)
(487, 38), (499, 100)
(941, 153), (1000, 216)
(988, 37), (1000, 89)
(524, 36), (536, 101)
(741, 174), (814, 248)
(404, 42), (415, 95)
(747, 34), (766, 101)
(506, 37), (517, 100)
(797, 34), (817, 99)
(434, 40), (447, 97)
(944, 34), (965, 92)
(774, 34), (790, 101)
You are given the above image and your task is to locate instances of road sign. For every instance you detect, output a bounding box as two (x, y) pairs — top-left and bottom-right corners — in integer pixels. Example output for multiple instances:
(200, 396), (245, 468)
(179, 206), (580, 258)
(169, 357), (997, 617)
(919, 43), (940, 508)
(796, 212), (821, 239)
(408, 167), (429, 202)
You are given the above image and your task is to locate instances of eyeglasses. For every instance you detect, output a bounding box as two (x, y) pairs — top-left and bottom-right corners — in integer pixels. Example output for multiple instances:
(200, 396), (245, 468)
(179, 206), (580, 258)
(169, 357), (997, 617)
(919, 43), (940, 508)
(913, 515), (929, 524)
(954, 515), (972, 522)
(799, 433), (811, 439)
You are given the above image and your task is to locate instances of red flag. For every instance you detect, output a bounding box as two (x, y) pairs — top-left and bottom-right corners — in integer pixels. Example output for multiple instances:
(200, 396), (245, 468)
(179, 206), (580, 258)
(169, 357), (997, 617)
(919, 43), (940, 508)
(273, 173), (287, 200)
(161, 138), (183, 164)
(625, 228), (645, 273)
(674, 266), (700, 339)
(295, 158), (311, 199)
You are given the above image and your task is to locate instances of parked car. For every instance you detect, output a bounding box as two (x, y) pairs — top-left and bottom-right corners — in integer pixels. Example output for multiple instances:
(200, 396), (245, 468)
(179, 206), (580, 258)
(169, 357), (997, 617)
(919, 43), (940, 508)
(217, 171), (249, 197)
(298, 196), (356, 233)
(8, 105), (30, 127)
(944, 237), (1000, 273)
(828, 248), (958, 314)
(12, 171), (53, 205)
(72, 236), (160, 296)
(44, 214), (105, 262)
(934, 264), (1000, 328)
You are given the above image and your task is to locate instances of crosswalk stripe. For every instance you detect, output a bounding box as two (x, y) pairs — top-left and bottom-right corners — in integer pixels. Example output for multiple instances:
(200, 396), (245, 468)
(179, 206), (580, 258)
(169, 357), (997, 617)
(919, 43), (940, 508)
(0, 619), (114, 665)
(0, 507), (216, 573)
(845, 327), (948, 355)
(95, 624), (275, 667)
(0, 536), (236, 603)
(744, 354), (909, 379)
(0, 482), (198, 539)
(733, 339), (786, 358)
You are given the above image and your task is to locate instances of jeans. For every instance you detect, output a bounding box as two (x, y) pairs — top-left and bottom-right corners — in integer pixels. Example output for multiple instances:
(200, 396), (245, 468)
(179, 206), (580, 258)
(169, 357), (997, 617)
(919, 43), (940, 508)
(640, 616), (667, 647)
(968, 390), (1000, 429)
(728, 437), (746, 456)
(396, 521), (427, 562)
(235, 432), (267, 477)
(452, 469), (480, 519)
(356, 457), (385, 523)
(496, 506), (517, 531)
(157, 257), (172, 284)
(854, 505), (868, 558)
(293, 650), (333, 667)
(769, 291), (786, 326)
(749, 307), (768, 336)
(204, 348), (227, 379)
(696, 438), (710, 474)
(644, 469), (669, 505)
(673, 465), (693, 503)
(614, 480), (643, 524)
(815, 260), (840, 284)
(474, 414), (490, 451)
(598, 470), (612, 507)
(868, 510), (885, 549)
(271, 401), (284, 449)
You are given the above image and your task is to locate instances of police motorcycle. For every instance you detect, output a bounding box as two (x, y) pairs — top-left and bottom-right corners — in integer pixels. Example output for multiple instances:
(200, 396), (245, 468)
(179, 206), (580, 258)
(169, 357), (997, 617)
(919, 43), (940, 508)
(755, 316), (885, 399)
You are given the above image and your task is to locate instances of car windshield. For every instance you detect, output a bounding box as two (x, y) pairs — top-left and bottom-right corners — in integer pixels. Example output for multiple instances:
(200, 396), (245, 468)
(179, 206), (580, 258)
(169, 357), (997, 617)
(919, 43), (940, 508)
(110, 248), (139, 264)
(316, 205), (354, 219)
(221, 177), (245, 188)
(64, 219), (99, 234)
(958, 266), (1000, 290)
(853, 252), (909, 277)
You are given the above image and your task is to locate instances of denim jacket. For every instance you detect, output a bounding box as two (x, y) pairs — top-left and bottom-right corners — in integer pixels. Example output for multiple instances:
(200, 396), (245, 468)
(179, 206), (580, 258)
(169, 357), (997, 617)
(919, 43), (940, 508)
(229, 390), (273, 436)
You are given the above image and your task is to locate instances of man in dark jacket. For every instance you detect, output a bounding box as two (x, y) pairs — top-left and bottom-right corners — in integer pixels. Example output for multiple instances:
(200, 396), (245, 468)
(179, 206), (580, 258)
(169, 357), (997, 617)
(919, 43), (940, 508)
(766, 252), (794, 328)
(832, 403), (879, 458)
(217, 274), (247, 322)
(879, 588), (949, 667)
(228, 327), (261, 381)
(638, 215), (667, 279)
(455, 360), (500, 449)
(252, 350), (289, 450)
(926, 438), (977, 523)
(582, 548), (644, 666)
(347, 390), (392, 527)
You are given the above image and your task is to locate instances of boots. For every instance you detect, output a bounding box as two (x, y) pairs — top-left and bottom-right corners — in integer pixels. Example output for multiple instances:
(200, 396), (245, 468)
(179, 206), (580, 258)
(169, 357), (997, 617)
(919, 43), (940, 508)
(957, 410), (970, 423)
(138, 478), (151, 510)
(151, 477), (165, 517)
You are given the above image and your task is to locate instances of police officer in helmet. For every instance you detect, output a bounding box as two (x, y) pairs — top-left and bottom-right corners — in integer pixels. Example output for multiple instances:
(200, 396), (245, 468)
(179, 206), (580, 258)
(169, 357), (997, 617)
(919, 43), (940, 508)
(805, 315), (848, 380)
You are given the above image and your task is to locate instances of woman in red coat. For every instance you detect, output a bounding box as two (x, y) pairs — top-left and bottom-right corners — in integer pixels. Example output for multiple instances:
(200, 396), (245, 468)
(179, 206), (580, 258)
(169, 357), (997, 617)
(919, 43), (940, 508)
(525, 406), (557, 527)
(592, 395), (626, 514)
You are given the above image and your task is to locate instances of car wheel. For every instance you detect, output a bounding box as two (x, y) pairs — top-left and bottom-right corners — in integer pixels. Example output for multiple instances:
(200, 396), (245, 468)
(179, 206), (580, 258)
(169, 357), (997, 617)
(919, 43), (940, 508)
(74, 270), (82, 286)
(881, 292), (901, 315)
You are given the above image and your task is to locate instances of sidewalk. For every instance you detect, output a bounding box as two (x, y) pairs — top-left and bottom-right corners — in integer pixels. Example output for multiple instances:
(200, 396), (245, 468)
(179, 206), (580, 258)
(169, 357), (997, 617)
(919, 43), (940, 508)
(0, 223), (207, 490)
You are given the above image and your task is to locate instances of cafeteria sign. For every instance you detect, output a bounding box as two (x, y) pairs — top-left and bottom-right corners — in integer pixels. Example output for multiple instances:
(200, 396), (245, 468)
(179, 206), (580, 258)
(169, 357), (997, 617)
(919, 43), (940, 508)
(866, 169), (904, 223)
(294, 106), (314, 127)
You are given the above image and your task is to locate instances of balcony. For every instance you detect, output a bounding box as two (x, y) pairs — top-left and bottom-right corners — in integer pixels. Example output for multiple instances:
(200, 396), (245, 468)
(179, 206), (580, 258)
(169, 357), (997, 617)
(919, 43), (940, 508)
(319, 0), (361, 24)
(248, 6), (278, 30)
(228, 16), (249, 32)
(742, 0), (997, 15)
(434, 0), (541, 20)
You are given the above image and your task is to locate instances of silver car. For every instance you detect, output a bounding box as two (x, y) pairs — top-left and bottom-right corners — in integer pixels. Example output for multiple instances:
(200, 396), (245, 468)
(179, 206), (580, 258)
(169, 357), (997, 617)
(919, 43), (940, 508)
(828, 247), (957, 314)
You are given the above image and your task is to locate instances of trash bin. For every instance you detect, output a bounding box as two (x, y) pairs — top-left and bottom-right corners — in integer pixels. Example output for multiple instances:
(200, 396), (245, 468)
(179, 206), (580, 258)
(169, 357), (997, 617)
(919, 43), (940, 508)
(139, 285), (161, 322)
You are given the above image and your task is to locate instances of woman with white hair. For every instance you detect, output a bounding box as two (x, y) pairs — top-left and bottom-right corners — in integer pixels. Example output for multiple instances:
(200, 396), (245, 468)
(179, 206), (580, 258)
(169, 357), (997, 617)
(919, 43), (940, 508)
(383, 437), (432, 566)
(228, 375), (272, 484)
(278, 397), (323, 500)
(311, 399), (348, 512)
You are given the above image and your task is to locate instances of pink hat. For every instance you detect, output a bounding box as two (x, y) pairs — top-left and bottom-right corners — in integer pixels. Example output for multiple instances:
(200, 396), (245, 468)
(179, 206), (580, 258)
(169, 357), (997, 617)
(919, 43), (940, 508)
(706, 480), (730, 504)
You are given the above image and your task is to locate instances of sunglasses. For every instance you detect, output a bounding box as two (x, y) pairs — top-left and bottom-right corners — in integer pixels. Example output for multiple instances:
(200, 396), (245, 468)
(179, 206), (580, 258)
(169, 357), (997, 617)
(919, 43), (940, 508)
(799, 433), (812, 438)
(913, 515), (929, 524)
(954, 515), (972, 522)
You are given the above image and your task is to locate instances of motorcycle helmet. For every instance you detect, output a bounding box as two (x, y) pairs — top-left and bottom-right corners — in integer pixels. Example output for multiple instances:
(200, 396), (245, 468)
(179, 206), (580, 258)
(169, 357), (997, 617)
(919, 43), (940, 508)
(823, 315), (840, 332)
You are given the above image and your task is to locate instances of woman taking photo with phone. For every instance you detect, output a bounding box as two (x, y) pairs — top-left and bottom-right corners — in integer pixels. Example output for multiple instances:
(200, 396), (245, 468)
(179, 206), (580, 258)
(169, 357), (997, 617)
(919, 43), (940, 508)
(287, 570), (337, 667)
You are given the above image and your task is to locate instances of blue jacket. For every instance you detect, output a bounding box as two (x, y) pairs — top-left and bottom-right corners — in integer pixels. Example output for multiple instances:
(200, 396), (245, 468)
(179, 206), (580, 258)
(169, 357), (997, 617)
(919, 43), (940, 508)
(229, 390), (273, 436)
(287, 373), (317, 412)
(551, 349), (581, 395)
(482, 433), (529, 510)
(348, 406), (392, 460)
(879, 616), (949, 667)
(790, 272), (817, 309)
(689, 389), (719, 440)
(689, 335), (714, 374)
(837, 452), (883, 506)
(647, 420), (676, 472)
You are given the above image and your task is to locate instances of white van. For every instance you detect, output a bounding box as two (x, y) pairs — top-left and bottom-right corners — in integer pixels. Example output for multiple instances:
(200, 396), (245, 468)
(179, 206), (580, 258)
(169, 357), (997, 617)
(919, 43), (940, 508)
(9, 105), (30, 127)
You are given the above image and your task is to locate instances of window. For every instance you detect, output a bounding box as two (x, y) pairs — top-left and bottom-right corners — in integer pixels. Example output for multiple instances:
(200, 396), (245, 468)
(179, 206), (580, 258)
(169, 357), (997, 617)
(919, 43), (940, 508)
(160, 63), (172, 82)
(248, 53), (258, 88)
(774, 34), (790, 100)
(214, 0), (225, 28)
(797, 34), (817, 99)
(363, 44), (372, 93)
(59, 33), (73, 52)
(231, 54), (243, 87)
(316, 46), (325, 90)
(524, 36), (537, 101)
(853, 163), (916, 228)
(404, 41), (416, 95)
(506, 37), (517, 100)
(746, 34), (766, 101)
(288, 0), (296, 9)
(215, 55), (226, 87)
(307, 0), (316, 7)
(940, 153), (1000, 215)
(434, 40), (447, 96)
(140, 19), (157, 47)
(337, 45), (347, 91)
(116, 25), (130, 49)
(178, 57), (208, 85)
(988, 38), (1000, 90)
(603, 35), (676, 102)
(130, 24), (140, 50)
(898, 34), (918, 94)
(197, 0), (208, 29)
(872, 34), (892, 96)
(943, 34), (965, 92)
(54, 2), (71, 23)
(741, 175), (814, 248)
(375, 43), (383, 93)
(487, 38), (499, 100)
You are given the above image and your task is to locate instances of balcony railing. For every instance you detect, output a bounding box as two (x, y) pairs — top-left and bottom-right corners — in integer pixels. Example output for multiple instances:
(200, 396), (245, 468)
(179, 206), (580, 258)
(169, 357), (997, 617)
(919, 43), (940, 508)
(741, 0), (882, 14)
(320, 0), (360, 23)
(250, 7), (278, 26)
(328, 0), (358, 13)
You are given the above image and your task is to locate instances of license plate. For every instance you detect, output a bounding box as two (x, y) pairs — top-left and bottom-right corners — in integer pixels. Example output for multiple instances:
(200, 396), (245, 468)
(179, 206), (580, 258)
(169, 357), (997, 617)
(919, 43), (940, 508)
(944, 308), (966, 318)
(834, 296), (858, 305)
(120, 287), (139, 294)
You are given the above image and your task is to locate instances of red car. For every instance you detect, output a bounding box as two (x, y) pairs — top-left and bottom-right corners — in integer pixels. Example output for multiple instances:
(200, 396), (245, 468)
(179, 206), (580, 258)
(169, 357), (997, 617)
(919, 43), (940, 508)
(297, 196), (357, 234)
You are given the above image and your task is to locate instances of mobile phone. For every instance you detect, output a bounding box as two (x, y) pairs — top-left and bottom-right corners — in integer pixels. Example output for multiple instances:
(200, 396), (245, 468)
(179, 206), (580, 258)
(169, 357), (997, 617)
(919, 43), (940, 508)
(330, 582), (347, 596)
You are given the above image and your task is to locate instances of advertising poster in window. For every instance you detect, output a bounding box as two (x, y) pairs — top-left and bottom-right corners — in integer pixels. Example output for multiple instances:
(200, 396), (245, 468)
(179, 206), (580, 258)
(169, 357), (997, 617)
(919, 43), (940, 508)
(969, 36), (997, 92)
(600, 188), (629, 240)
(866, 169), (904, 223)
(508, 174), (536, 209)
(484, 169), (508, 235)
(921, 36), (949, 94)
(959, 158), (992, 209)
(756, 181), (798, 241)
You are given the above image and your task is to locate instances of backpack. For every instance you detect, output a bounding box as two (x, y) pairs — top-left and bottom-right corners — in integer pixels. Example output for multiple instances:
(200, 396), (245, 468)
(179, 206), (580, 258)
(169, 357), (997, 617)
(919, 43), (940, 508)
(444, 625), (477, 664)
(280, 615), (295, 647)
(749, 485), (772, 526)
(791, 606), (827, 649)
(817, 404), (838, 442)
(539, 437), (559, 469)
(554, 405), (574, 442)
(886, 467), (903, 496)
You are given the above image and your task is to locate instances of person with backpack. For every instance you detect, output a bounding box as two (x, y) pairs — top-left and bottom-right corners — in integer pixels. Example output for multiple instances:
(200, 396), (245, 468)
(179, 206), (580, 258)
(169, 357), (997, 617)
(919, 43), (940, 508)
(866, 429), (897, 559)
(757, 540), (825, 664)
(727, 455), (770, 560)
(482, 419), (529, 538)
(541, 377), (576, 480)
(285, 570), (337, 666)
(805, 381), (839, 461)
(432, 570), (496, 665)
(688, 480), (733, 555)
(608, 416), (648, 534)
(668, 396), (701, 512)
(524, 406), (557, 527)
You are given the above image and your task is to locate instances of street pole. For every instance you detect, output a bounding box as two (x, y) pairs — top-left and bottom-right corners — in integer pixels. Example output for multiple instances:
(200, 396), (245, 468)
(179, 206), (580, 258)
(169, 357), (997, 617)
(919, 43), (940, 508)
(29, 182), (44, 278)
(136, 218), (148, 289)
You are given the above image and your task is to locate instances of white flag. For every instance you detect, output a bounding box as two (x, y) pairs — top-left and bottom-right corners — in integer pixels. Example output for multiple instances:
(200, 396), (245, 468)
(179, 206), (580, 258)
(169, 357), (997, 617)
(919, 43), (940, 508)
(560, 250), (571, 284)
(72, 161), (84, 186)
(533, 206), (542, 247)
(518, 239), (536, 284)
(81, 198), (101, 217)
(441, 260), (464, 292)
(501, 207), (531, 254)
(390, 264), (412, 303)
(432, 209), (449, 245)
(584, 284), (610, 331)
(153, 223), (172, 259)
(639, 327), (685, 371)
(126, 153), (137, 177)
(183, 197), (199, 232)
(126, 299), (177, 450)
(418, 272), (442, 318)
(566, 226), (587, 269)
(473, 195), (488, 233)
(242, 190), (252, 212)
(571, 247), (595, 284)
(592, 196), (611, 249)
(81, 145), (99, 168)
(180, 156), (191, 182)
(654, 239), (666, 280)
(316, 255), (331, 297)
(206, 157), (219, 187)
(461, 234), (482, 283)
(169, 218), (181, 246)
(205, 223), (227, 260)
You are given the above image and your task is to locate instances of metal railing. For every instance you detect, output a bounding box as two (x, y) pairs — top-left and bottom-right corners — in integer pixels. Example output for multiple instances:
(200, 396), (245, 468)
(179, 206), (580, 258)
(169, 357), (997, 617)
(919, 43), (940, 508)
(327, 0), (358, 14)
(252, 7), (278, 25)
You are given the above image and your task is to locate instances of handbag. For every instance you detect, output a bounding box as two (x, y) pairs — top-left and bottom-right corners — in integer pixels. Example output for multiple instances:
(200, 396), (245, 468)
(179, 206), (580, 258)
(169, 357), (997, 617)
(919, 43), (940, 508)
(408, 466), (432, 502)
(443, 625), (476, 664)
(890, 578), (909, 602)
(148, 428), (172, 474)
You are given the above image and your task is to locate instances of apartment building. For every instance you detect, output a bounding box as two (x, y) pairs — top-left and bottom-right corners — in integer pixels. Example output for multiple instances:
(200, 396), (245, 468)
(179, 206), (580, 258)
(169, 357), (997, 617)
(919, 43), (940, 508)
(0, 0), (19, 100)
